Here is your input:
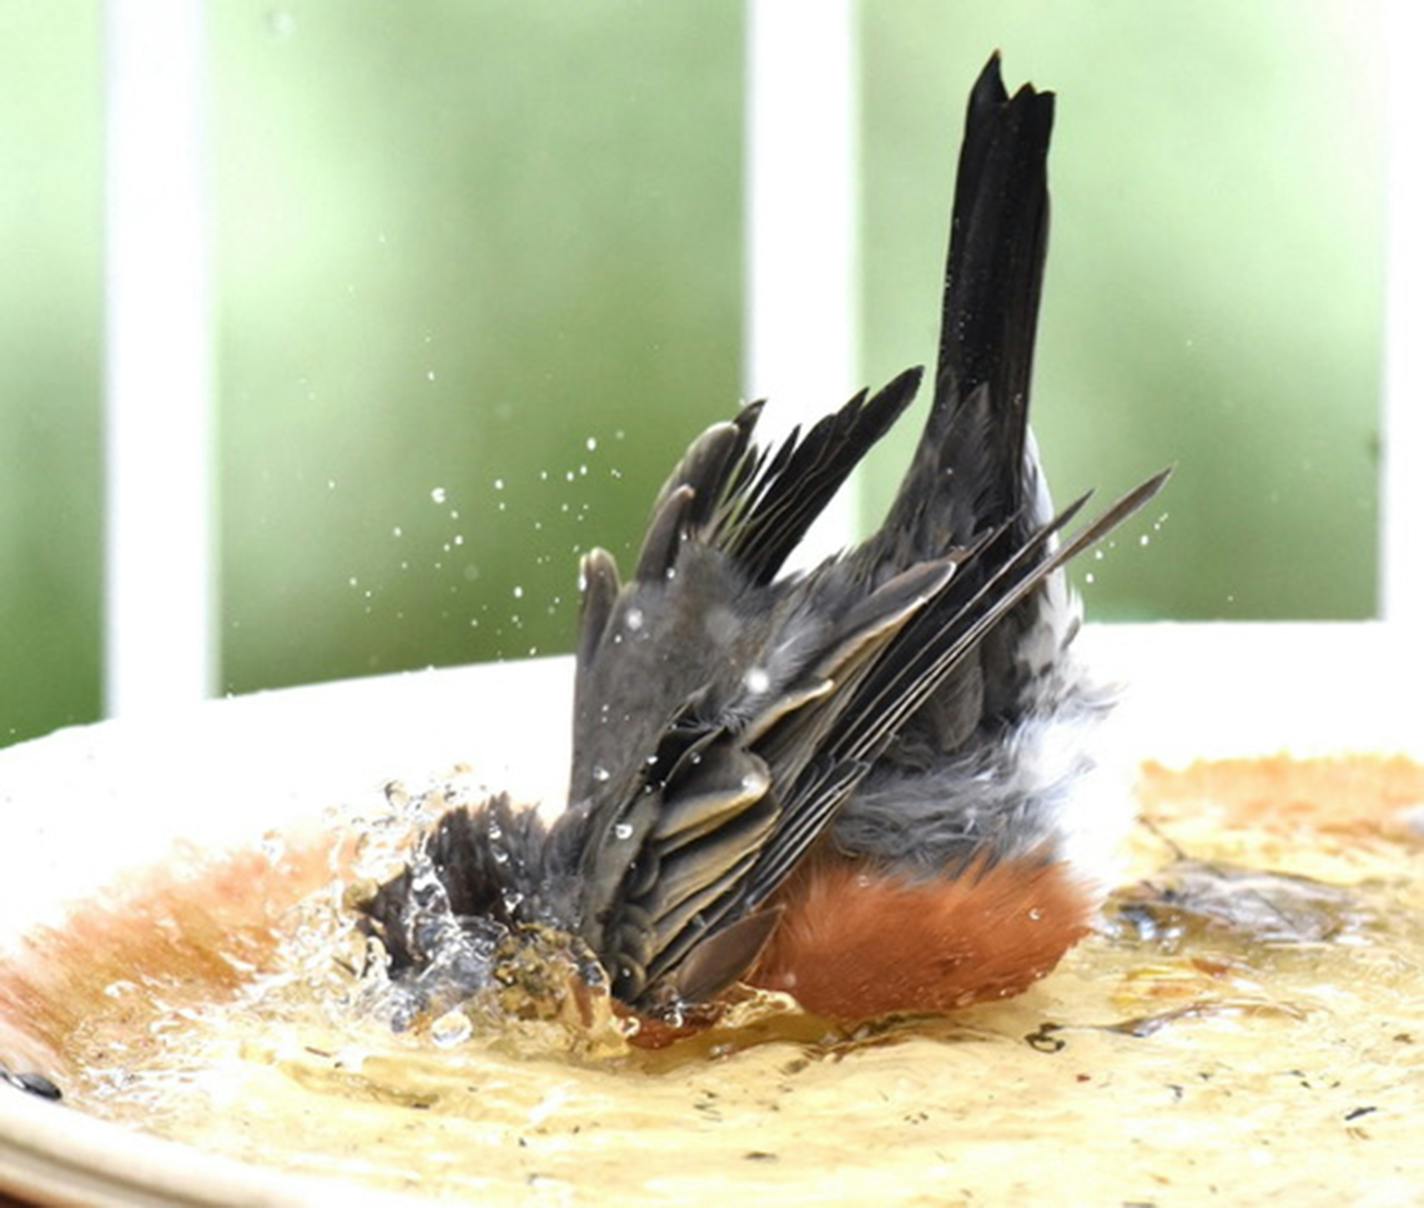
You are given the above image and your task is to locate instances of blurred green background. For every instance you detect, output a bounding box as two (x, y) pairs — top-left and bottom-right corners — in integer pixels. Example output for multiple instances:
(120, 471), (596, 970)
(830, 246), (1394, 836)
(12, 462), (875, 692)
(0, 1), (1385, 749)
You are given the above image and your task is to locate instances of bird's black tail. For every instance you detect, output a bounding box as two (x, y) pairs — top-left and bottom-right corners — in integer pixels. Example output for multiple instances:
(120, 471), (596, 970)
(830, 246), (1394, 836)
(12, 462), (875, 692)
(879, 53), (1054, 553)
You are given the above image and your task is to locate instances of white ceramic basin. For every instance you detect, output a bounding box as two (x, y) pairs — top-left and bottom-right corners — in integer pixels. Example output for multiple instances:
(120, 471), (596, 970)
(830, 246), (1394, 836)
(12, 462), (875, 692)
(0, 623), (1417, 1204)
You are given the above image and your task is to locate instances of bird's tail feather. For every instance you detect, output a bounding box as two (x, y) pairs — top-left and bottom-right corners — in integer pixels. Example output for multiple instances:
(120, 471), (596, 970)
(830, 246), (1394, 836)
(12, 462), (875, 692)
(881, 53), (1054, 555)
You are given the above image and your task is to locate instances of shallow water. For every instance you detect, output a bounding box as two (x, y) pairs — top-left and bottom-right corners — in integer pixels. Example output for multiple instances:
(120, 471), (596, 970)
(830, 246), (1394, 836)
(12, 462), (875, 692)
(16, 757), (1424, 1204)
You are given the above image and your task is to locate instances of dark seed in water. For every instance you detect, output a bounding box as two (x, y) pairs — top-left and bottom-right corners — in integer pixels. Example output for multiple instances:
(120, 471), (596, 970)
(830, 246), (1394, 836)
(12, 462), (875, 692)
(1, 1068), (63, 1101)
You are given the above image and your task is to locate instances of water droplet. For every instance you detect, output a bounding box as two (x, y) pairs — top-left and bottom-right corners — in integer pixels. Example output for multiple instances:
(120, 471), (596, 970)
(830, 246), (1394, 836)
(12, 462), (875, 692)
(512, 585), (524, 599)
(327, 478), (337, 490)
(625, 608), (644, 631)
(592, 765), (610, 782)
(585, 437), (597, 451)
(744, 667), (769, 693)
(1139, 534), (1150, 547)
(613, 823), (633, 840)
(429, 1010), (472, 1049)
(493, 478), (505, 491)
(1028, 907), (1044, 922)
(1084, 572), (1095, 584)
(453, 535), (464, 546)
(430, 486), (447, 504)
(266, 9), (296, 38)
(425, 369), (437, 382)
(392, 525), (402, 538)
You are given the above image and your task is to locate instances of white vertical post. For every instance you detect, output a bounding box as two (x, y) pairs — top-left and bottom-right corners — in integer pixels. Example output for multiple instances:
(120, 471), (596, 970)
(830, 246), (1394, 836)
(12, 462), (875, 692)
(1383, 0), (1424, 630)
(104, 0), (216, 715)
(745, 0), (859, 564)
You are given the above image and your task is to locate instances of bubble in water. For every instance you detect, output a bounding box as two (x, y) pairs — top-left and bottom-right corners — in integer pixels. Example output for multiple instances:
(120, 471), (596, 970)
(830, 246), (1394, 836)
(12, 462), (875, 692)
(430, 486), (447, 504)
(429, 1009), (473, 1049)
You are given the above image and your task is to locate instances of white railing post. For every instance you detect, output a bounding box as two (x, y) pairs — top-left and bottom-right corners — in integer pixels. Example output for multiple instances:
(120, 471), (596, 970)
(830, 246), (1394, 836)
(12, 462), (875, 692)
(745, 0), (859, 564)
(103, 0), (216, 715)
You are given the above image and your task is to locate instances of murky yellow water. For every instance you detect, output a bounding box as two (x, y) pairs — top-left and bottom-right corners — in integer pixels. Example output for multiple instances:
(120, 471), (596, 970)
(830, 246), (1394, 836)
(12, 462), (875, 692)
(15, 757), (1424, 1205)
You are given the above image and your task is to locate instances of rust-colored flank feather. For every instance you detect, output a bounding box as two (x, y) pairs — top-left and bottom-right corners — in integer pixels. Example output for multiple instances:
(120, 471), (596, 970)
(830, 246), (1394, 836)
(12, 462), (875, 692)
(746, 853), (1095, 1021)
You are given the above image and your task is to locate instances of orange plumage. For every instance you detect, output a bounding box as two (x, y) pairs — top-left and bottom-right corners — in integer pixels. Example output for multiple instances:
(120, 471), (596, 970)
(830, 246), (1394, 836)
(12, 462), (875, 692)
(747, 853), (1094, 1020)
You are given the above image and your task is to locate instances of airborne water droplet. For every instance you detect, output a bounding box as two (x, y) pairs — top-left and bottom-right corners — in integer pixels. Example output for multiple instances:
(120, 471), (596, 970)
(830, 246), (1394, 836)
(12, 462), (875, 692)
(592, 765), (610, 782)
(613, 823), (633, 840)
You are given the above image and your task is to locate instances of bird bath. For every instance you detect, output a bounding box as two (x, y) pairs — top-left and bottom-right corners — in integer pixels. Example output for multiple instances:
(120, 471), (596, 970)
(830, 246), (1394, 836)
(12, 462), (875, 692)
(1, 623), (1421, 1205)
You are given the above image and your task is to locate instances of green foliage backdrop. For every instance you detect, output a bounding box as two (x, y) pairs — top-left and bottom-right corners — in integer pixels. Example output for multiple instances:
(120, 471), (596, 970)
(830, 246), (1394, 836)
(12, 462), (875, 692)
(0, 2), (1385, 749)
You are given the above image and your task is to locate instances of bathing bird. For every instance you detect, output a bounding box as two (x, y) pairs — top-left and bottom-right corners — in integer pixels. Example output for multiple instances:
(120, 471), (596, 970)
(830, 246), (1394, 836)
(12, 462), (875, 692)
(358, 53), (1170, 1034)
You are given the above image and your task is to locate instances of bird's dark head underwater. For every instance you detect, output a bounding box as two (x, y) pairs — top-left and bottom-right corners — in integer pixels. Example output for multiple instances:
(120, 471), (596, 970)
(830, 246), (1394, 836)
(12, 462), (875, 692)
(355, 52), (1171, 1044)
